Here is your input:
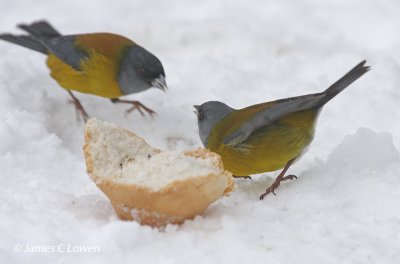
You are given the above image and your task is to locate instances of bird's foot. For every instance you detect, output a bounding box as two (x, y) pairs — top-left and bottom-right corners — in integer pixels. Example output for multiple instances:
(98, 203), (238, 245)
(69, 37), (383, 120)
(111, 99), (156, 117)
(67, 91), (89, 122)
(259, 174), (298, 200)
(233, 175), (252, 180)
(282, 174), (297, 181)
(126, 101), (156, 116)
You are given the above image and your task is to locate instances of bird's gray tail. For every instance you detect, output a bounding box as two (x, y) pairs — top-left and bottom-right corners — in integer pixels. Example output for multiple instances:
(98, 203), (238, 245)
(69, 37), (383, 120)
(0, 20), (61, 54)
(18, 21), (61, 40)
(318, 60), (370, 106)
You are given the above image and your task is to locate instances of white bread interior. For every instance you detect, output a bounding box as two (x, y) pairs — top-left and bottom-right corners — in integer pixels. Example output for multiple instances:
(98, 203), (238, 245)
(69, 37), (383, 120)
(83, 118), (235, 227)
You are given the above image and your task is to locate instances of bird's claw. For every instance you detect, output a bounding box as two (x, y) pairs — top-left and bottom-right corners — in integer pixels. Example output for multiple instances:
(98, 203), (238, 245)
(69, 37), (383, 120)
(234, 175), (252, 180)
(126, 104), (156, 117)
(259, 174), (298, 200)
(282, 175), (297, 181)
(111, 98), (157, 117)
(123, 101), (156, 117)
(260, 181), (281, 200)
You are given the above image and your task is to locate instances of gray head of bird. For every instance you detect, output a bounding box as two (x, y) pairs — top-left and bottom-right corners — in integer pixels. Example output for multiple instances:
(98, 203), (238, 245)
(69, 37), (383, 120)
(193, 101), (235, 146)
(118, 45), (167, 94)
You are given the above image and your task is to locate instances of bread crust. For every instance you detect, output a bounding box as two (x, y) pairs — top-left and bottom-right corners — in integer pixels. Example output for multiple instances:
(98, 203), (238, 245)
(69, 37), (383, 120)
(83, 119), (235, 227)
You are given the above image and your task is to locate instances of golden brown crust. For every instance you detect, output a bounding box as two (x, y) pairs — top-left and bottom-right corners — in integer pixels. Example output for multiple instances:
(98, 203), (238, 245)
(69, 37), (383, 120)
(83, 119), (235, 227)
(96, 170), (232, 226)
(83, 126), (94, 176)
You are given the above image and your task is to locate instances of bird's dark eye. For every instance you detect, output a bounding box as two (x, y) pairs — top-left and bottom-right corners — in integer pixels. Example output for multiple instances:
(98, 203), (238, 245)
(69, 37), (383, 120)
(198, 110), (204, 120)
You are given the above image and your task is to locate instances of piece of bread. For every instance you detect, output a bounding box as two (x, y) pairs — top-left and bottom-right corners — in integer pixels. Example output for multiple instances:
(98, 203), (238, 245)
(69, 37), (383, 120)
(83, 118), (235, 227)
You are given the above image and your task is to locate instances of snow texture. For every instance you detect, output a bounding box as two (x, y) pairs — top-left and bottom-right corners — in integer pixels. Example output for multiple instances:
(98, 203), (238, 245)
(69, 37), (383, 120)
(0, 0), (400, 263)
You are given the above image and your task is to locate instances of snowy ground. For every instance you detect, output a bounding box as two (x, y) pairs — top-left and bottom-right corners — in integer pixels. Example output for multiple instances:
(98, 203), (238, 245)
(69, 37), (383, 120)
(1, 0), (400, 263)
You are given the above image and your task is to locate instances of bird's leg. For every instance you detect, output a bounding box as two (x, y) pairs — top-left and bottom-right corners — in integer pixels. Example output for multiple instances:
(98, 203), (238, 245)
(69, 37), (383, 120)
(233, 175), (252, 180)
(67, 90), (89, 122)
(110, 99), (156, 116)
(259, 158), (297, 200)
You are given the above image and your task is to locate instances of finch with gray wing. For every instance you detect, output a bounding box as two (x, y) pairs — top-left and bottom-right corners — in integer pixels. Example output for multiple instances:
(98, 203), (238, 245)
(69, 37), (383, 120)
(195, 61), (370, 199)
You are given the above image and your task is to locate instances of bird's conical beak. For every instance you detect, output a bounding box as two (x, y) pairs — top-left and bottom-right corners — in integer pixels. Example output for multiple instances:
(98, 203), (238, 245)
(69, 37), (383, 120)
(151, 75), (168, 92)
(193, 105), (200, 115)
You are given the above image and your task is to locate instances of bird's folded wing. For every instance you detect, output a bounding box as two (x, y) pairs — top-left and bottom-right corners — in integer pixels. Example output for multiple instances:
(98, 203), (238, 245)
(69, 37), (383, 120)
(223, 60), (369, 151)
(222, 93), (325, 149)
(44, 35), (88, 70)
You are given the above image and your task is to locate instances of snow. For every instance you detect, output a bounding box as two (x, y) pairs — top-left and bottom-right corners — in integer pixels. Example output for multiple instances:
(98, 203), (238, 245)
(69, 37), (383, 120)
(0, 0), (400, 263)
